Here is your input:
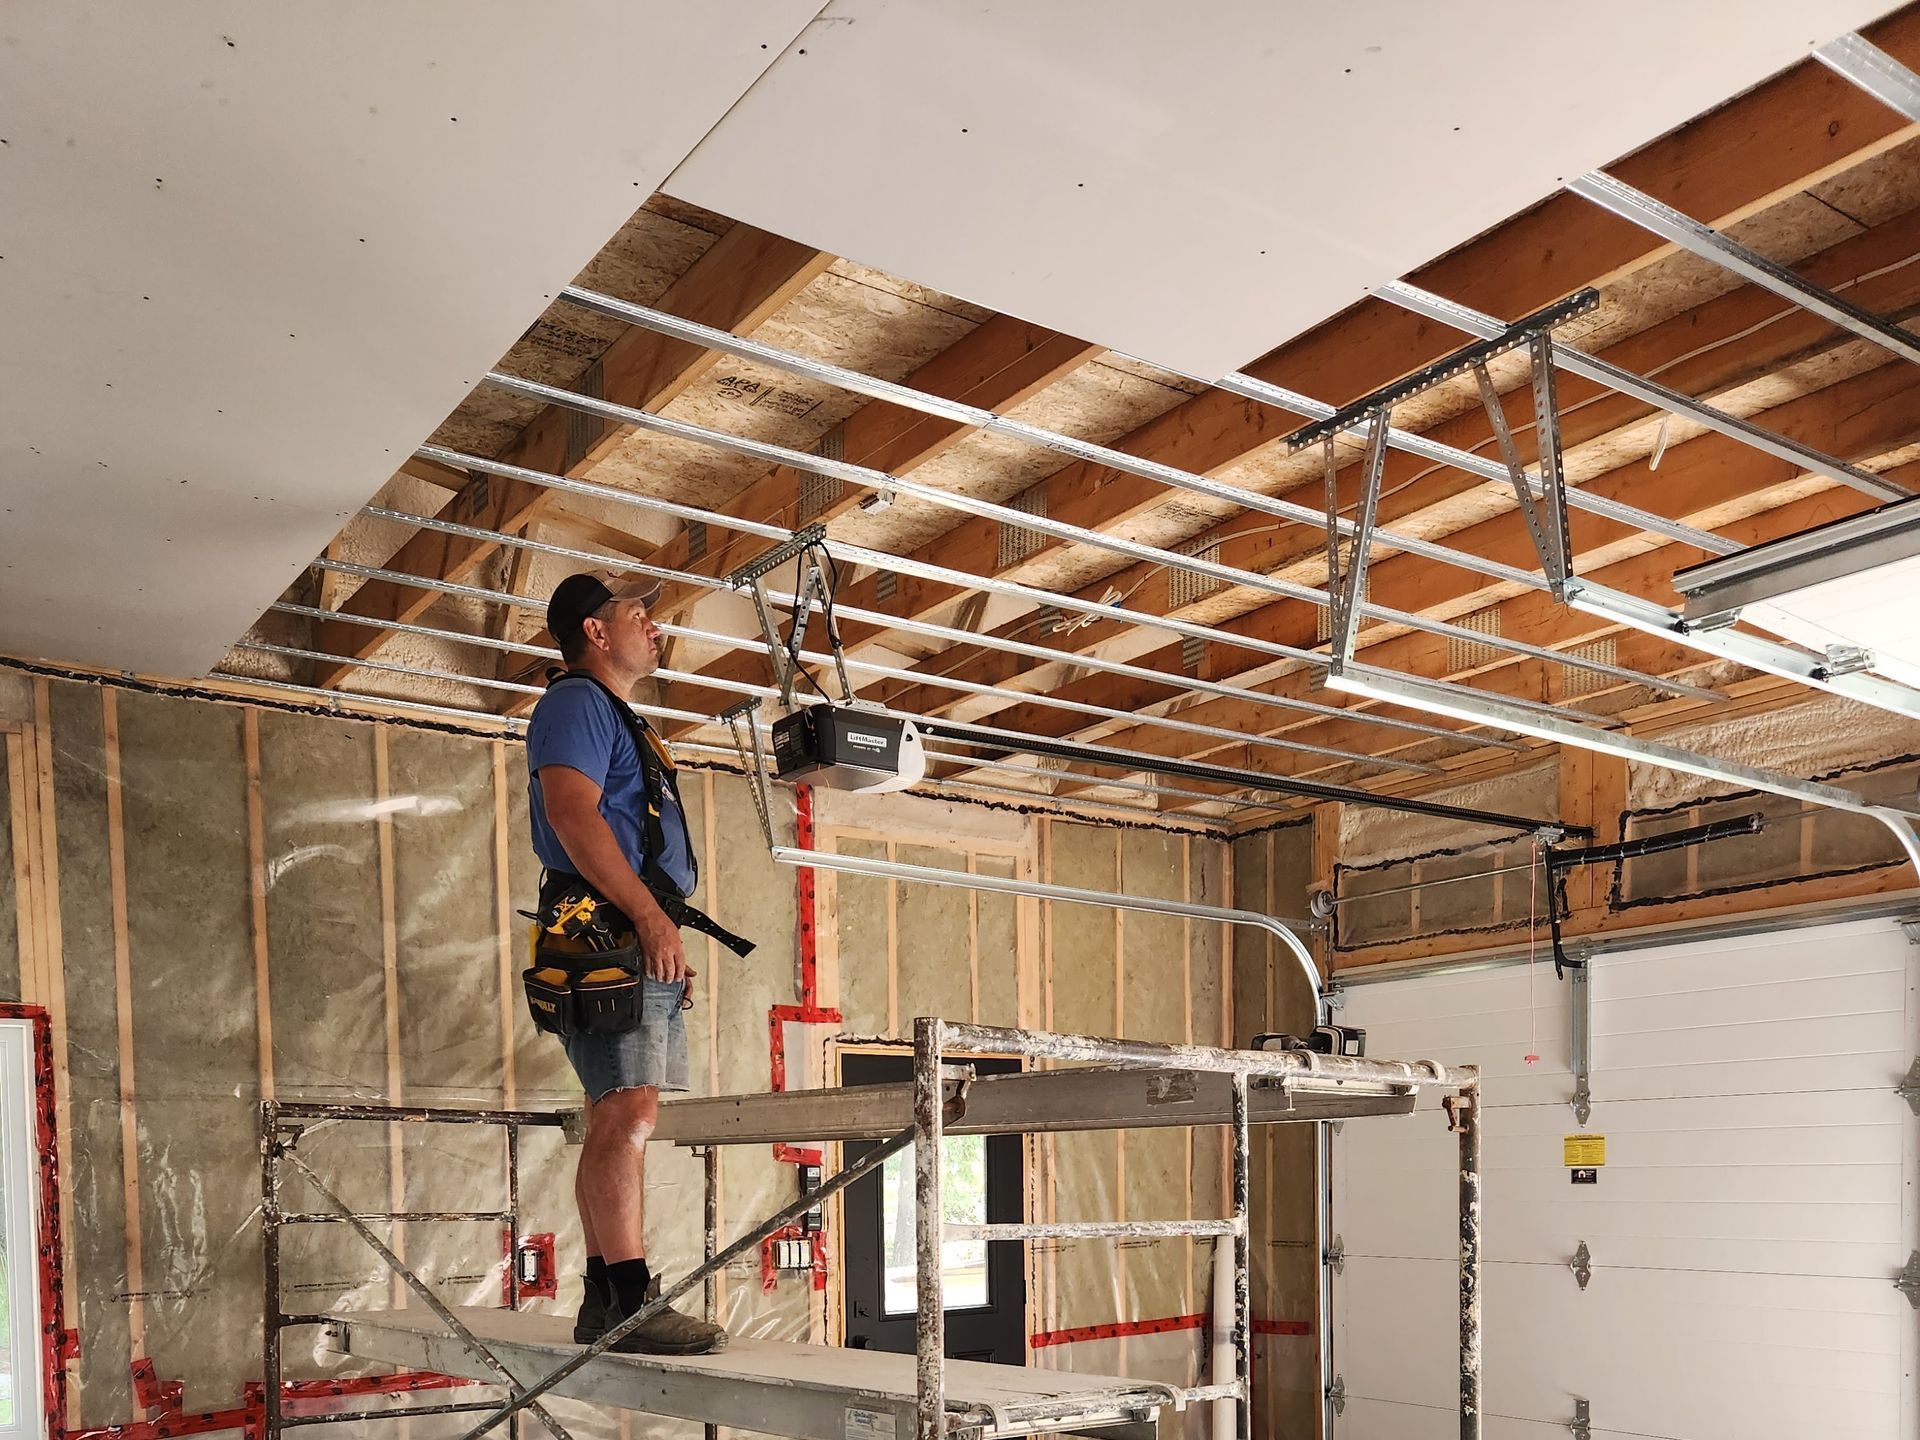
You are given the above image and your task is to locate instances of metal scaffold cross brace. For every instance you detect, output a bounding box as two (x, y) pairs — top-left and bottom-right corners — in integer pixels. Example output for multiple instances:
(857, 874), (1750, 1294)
(272, 1144), (579, 1440)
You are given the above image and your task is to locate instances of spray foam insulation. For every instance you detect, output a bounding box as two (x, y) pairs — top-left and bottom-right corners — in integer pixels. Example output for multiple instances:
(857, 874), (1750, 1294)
(1631, 693), (1918, 810)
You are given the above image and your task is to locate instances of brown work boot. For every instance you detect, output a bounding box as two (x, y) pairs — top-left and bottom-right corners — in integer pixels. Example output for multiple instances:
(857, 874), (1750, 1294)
(599, 1278), (729, 1356)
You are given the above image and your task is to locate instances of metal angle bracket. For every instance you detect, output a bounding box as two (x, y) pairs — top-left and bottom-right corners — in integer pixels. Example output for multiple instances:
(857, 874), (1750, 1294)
(1324, 416), (1390, 675)
(1896, 1059), (1920, 1117)
(1287, 287), (1601, 452)
(1528, 333), (1576, 601)
(1817, 645), (1876, 680)
(1324, 1233), (1346, 1276)
(1472, 350), (1576, 603)
(1569, 1398), (1592, 1440)
(1570, 1240), (1592, 1291)
(1327, 1374), (1347, 1417)
(724, 522), (829, 590)
(721, 699), (778, 851)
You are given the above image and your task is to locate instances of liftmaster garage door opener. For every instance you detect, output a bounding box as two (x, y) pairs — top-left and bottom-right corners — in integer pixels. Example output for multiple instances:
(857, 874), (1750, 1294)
(770, 705), (927, 793)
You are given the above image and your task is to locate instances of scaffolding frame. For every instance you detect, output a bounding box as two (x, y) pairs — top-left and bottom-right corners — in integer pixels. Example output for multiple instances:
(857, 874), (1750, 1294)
(281, 1023), (1481, 1440)
(259, 1099), (575, 1440)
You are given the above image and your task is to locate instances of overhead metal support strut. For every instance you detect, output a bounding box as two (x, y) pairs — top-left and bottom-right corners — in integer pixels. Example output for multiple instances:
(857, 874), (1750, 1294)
(476, 376), (1714, 703)
(1379, 281), (1912, 503)
(1815, 31), (1920, 122)
(1566, 169), (1920, 368)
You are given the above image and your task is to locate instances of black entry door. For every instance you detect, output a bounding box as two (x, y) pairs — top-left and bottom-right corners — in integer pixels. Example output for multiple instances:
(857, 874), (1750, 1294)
(841, 1052), (1026, 1363)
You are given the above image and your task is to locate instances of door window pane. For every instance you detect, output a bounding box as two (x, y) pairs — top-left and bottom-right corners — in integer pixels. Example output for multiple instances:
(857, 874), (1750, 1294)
(880, 1134), (989, 1314)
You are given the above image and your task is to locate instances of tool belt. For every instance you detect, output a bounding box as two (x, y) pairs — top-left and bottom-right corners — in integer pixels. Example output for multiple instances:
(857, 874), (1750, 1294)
(521, 873), (755, 1039)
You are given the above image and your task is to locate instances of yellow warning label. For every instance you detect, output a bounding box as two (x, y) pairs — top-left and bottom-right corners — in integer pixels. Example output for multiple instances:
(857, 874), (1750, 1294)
(1563, 1134), (1607, 1167)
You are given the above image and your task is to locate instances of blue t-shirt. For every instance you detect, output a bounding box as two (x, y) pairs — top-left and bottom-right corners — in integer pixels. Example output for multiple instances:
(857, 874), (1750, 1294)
(526, 677), (696, 898)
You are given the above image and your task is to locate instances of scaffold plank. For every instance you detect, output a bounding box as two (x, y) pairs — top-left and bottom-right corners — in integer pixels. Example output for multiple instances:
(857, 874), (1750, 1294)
(652, 1065), (1418, 1146)
(325, 1307), (1167, 1440)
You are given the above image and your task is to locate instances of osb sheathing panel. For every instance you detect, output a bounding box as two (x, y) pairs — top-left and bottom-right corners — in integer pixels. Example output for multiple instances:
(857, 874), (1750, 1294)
(582, 261), (988, 515)
(829, 358), (1200, 557)
(49, 684), (135, 1421)
(868, 180), (1920, 654)
(117, 691), (260, 1406)
(756, 260), (987, 371)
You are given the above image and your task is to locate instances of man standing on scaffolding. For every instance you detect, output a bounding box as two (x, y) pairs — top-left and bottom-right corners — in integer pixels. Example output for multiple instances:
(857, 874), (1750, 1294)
(524, 568), (746, 1356)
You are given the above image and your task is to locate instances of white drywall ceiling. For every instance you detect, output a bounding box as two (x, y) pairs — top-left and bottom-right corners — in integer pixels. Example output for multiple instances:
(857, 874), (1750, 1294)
(0, 1), (823, 678)
(668, 0), (1902, 382)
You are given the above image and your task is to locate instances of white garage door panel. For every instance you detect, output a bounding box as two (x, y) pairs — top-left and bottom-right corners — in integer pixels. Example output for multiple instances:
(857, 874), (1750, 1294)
(1333, 918), (1916, 1438)
(1339, 1396), (1627, 1440)
(1343, 1257), (1903, 1439)
(1340, 1112), (1902, 1273)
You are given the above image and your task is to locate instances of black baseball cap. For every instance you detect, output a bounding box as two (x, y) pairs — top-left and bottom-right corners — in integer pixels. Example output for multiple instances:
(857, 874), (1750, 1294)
(547, 569), (663, 648)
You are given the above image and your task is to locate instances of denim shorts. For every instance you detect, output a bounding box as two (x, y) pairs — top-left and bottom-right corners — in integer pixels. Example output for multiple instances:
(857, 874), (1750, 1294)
(561, 978), (690, 1103)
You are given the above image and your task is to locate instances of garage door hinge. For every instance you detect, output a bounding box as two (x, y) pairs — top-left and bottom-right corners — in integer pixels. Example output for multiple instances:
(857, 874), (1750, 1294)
(1897, 1059), (1920, 1117)
(1568, 1398), (1591, 1440)
(1327, 1374), (1346, 1416)
(1325, 1234), (1345, 1276)
(1570, 1240), (1592, 1291)
(1896, 1252), (1920, 1309)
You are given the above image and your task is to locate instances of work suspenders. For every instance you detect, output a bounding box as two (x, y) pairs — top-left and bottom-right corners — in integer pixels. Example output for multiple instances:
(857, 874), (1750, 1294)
(541, 671), (754, 958)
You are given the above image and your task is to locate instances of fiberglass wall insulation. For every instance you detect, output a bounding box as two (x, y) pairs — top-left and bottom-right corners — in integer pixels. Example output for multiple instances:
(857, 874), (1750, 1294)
(2, 676), (1277, 1440)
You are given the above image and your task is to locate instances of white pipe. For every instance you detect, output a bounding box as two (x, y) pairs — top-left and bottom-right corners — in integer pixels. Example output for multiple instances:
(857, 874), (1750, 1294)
(1211, 1237), (1236, 1440)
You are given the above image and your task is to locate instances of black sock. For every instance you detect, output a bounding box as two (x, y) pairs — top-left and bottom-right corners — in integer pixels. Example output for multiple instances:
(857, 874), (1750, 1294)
(585, 1255), (607, 1297)
(607, 1257), (653, 1317)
